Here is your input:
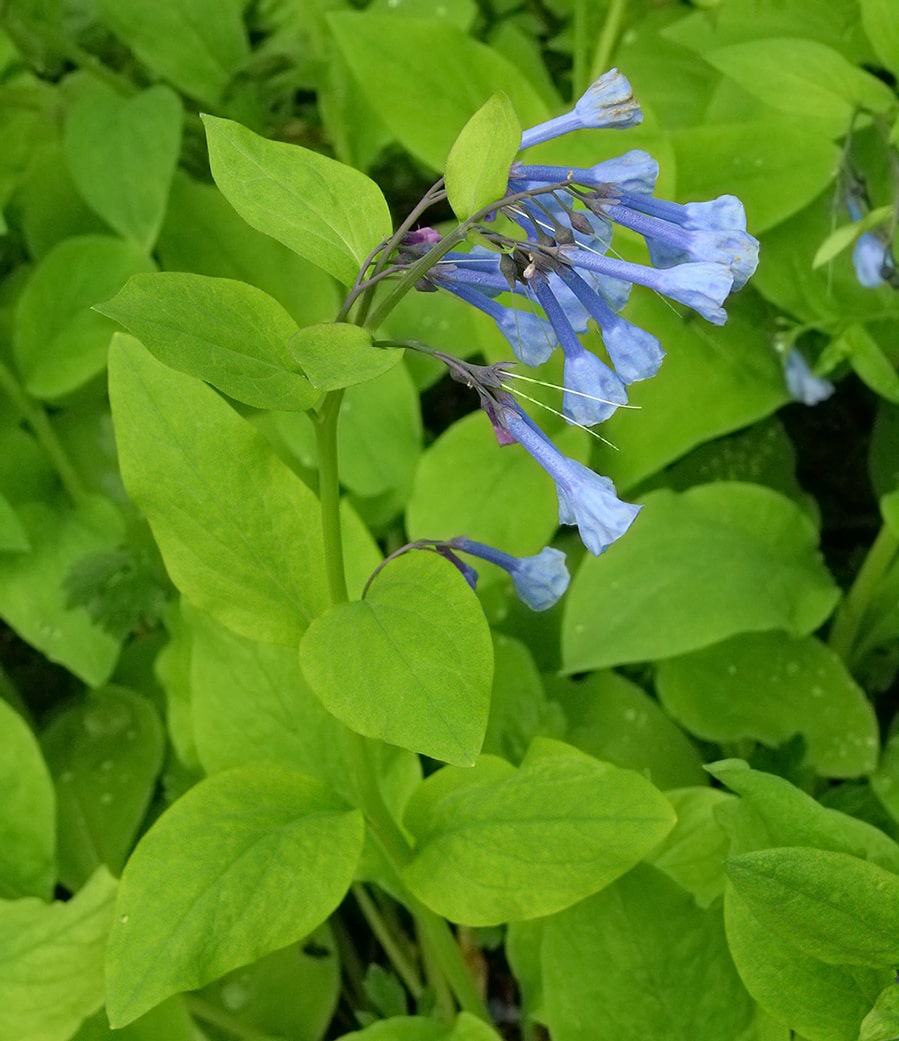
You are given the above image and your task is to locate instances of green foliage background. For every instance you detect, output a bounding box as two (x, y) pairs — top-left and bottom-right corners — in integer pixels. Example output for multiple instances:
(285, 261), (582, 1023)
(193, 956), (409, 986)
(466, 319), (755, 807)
(1, 1), (899, 1040)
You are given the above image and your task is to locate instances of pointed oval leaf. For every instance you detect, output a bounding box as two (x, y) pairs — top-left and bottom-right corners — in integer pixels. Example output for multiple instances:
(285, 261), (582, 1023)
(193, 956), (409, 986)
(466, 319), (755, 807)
(64, 82), (182, 251)
(41, 687), (165, 891)
(401, 739), (676, 925)
(727, 847), (899, 968)
(445, 92), (520, 221)
(93, 0), (248, 107)
(562, 483), (840, 673)
(704, 39), (895, 137)
(13, 235), (156, 399)
(290, 323), (401, 391)
(202, 115), (392, 286)
(105, 767), (364, 1027)
(98, 273), (319, 411)
(724, 883), (890, 1041)
(543, 865), (754, 1041)
(656, 632), (878, 778)
(328, 12), (549, 170)
(299, 551), (493, 766)
(107, 335), (331, 643)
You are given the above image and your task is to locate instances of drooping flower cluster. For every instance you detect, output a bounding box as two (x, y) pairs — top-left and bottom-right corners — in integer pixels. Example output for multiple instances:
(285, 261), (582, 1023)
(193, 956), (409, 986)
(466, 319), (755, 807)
(393, 70), (759, 608)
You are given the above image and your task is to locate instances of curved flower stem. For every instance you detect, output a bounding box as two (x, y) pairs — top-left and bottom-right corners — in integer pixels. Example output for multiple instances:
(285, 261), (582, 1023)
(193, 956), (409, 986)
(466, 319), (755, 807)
(364, 180), (575, 331)
(828, 521), (899, 665)
(312, 390), (349, 606)
(0, 360), (88, 507)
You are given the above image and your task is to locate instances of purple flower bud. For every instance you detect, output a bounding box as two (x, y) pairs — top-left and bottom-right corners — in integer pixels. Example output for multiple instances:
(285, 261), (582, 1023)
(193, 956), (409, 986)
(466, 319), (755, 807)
(497, 402), (641, 554)
(520, 69), (642, 150)
(783, 349), (834, 406)
(450, 539), (570, 611)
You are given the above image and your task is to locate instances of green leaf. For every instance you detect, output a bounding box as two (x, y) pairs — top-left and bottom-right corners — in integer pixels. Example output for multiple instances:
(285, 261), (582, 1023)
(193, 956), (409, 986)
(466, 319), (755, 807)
(105, 767), (364, 1027)
(407, 410), (586, 554)
(202, 115), (392, 286)
(0, 700), (55, 900)
(93, 0), (248, 107)
(97, 273), (319, 411)
(859, 984), (899, 1041)
(597, 293), (789, 491)
(704, 40), (895, 138)
(542, 864), (754, 1041)
(299, 551), (493, 766)
(63, 82), (182, 251)
(0, 496), (124, 686)
(727, 847), (899, 968)
(0, 867), (118, 1041)
(13, 235), (156, 399)
(290, 324), (401, 391)
(41, 687), (165, 892)
(669, 119), (841, 233)
(724, 883), (891, 1041)
(445, 93), (520, 221)
(647, 787), (736, 908)
(483, 634), (566, 765)
(826, 324), (899, 405)
(546, 670), (706, 790)
(562, 484), (840, 673)
(108, 334), (330, 644)
(708, 760), (899, 874)
(812, 206), (892, 268)
(337, 1013), (503, 1041)
(0, 492), (29, 551)
(188, 605), (421, 814)
(73, 996), (195, 1041)
(328, 12), (549, 170)
(862, 0), (899, 77)
(158, 173), (341, 329)
(401, 739), (675, 925)
(195, 927), (339, 1041)
(656, 632), (878, 777)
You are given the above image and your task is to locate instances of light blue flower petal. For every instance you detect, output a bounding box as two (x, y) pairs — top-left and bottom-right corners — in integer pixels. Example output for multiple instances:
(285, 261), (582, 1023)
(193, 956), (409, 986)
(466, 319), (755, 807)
(784, 349), (834, 406)
(562, 347), (627, 425)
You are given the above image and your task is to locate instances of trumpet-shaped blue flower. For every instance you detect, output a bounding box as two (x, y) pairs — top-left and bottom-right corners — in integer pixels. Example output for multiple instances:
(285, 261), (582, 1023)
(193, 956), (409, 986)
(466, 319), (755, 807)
(510, 149), (659, 197)
(528, 274), (626, 424)
(519, 69), (642, 150)
(449, 539), (570, 611)
(496, 400), (641, 554)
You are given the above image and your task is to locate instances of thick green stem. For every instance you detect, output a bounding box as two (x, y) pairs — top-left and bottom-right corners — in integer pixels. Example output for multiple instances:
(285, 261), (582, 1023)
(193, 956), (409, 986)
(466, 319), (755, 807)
(828, 522), (899, 664)
(0, 360), (88, 506)
(590, 0), (629, 84)
(312, 390), (349, 606)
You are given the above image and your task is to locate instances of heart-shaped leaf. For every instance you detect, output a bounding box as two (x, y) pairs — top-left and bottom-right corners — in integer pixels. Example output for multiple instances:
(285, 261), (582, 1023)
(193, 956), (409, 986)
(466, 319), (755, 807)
(299, 551), (493, 766)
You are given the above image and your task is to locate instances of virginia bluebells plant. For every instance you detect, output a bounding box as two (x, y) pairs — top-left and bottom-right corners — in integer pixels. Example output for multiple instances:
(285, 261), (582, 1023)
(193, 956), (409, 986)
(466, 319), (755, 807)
(376, 70), (758, 606)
